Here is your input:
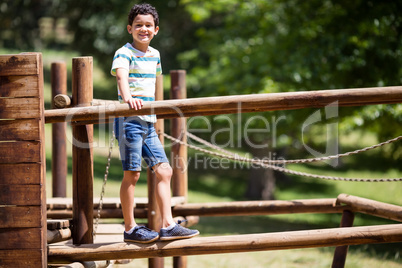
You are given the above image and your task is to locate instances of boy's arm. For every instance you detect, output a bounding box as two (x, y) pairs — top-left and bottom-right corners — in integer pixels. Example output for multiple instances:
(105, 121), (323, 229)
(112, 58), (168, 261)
(116, 68), (143, 110)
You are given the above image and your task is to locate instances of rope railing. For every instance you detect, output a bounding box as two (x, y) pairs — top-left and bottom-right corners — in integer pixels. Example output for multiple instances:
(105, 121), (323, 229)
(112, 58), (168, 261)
(164, 132), (402, 182)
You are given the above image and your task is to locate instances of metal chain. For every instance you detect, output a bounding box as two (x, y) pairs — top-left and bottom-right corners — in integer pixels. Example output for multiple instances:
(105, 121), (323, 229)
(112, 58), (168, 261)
(93, 130), (115, 238)
(164, 132), (402, 182)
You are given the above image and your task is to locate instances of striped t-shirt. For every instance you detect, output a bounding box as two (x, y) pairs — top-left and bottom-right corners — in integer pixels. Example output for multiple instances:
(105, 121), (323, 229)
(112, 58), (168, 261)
(111, 43), (162, 123)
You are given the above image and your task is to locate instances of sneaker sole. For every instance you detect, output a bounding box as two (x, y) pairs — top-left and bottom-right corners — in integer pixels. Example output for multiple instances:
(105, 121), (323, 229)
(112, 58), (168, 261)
(159, 231), (200, 241)
(124, 235), (159, 244)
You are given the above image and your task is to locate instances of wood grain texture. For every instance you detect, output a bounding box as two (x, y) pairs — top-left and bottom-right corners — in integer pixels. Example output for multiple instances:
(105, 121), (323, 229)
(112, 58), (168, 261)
(0, 98), (40, 119)
(0, 119), (40, 141)
(337, 194), (402, 222)
(0, 141), (41, 163)
(0, 54), (40, 76)
(0, 163), (41, 184)
(0, 75), (39, 98)
(0, 185), (41, 206)
(0, 249), (43, 267)
(0, 228), (42, 249)
(48, 224), (402, 262)
(0, 206), (42, 228)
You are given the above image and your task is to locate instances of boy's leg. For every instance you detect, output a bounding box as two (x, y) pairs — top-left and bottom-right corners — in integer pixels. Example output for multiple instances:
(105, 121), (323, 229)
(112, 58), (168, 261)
(152, 162), (175, 228)
(153, 162), (199, 241)
(121, 170), (159, 243)
(120, 170), (140, 231)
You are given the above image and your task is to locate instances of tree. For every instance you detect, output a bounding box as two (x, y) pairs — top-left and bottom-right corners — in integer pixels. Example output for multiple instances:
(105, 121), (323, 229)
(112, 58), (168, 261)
(180, 0), (402, 199)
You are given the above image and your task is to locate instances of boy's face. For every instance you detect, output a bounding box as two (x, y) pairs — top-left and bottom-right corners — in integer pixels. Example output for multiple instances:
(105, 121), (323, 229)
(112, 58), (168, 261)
(127, 14), (159, 50)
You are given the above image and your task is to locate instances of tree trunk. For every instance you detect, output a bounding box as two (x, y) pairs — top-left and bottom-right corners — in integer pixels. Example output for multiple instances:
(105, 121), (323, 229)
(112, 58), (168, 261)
(245, 146), (277, 200)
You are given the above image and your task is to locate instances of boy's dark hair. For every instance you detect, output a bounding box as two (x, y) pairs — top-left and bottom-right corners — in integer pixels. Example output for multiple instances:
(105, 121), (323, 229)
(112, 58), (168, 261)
(128, 3), (159, 27)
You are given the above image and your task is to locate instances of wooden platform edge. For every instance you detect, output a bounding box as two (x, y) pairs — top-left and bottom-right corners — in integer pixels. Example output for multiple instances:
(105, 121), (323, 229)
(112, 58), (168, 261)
(48, 223), (402, 263)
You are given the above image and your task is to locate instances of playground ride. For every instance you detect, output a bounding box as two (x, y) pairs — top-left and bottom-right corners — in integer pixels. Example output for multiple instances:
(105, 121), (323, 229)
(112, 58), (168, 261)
(1, 53), (402, 268)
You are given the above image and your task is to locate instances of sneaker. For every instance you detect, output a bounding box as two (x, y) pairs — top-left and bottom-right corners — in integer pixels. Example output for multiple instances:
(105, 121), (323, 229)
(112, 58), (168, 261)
(159, 224), (200, 241)
(124, 226), (159, 243)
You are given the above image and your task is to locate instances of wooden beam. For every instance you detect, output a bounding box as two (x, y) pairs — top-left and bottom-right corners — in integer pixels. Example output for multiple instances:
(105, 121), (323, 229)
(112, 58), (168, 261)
(47, 198), (346, 219)
(48, 228), (72, 244)
(336, 194), (402, 222)
(172, 199), (346, 217)
(48, 224), (402, 263)
(53, 94), (120, 109)
(44, 86), (402, 124)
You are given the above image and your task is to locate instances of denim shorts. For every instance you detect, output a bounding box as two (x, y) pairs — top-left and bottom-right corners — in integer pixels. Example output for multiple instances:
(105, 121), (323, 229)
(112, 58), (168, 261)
(114, 116), (169, 171)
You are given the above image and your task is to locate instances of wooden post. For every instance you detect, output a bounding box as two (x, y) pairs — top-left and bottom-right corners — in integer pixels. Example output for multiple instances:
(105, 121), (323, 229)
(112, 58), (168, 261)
(148, 75), (164, 268)
(170, 70), (188, 199)
(331, 210), (355, 268)
(51, 62), (67, 197)
(71, 57), (94, 245)
(170, 70), (188, 268)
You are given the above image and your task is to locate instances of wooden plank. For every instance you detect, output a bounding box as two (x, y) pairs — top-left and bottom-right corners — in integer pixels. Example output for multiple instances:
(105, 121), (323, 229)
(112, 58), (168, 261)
(0, 228), (42, 249)
(0, 75), (39, 98)
(0, 54), (39, 76)
(0, 185), (41, 206)
(0, 249), (43, 267)
(0, 163), (41, 184)
(0, 141), (41, 163)
(0, 119), (40, 141)
(48, 224), (402, 262)
(0, 206), (41, 228)
(0, 98), (40, 119)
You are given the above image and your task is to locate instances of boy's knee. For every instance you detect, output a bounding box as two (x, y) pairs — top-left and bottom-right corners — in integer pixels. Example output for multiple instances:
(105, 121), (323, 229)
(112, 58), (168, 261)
(154, 162), (173, 179)
(123, 171), (141, 184)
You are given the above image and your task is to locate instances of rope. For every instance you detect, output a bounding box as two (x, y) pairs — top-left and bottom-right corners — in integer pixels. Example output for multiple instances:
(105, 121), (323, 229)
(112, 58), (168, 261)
(187, 132), (402, 165)
(93, 130), (115, 238)
(164, 132), (402, 182)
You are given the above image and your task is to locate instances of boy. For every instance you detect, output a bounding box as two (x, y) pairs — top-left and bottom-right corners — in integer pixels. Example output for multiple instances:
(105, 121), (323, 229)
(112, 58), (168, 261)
(111, 3), (199, 243)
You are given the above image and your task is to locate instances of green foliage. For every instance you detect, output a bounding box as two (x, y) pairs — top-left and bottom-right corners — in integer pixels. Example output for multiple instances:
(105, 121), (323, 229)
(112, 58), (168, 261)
(180, 0), (402, 157)
(1, 0), (401, 158)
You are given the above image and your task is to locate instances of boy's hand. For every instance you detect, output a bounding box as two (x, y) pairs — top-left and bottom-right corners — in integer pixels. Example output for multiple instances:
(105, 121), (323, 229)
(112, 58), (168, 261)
(127, 98), (144, 110)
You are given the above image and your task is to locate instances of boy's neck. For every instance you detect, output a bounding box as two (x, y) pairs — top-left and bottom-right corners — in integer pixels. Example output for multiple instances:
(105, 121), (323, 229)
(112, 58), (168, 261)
(131, 42), (149, 53)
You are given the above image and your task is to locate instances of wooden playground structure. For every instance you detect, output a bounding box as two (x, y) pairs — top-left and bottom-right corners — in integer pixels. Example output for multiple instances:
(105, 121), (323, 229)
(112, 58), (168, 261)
(1, 53), (402, 268)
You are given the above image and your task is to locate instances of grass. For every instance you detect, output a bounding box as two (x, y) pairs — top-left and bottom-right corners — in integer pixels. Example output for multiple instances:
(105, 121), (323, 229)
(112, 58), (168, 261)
(33, 49), (402, 267)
